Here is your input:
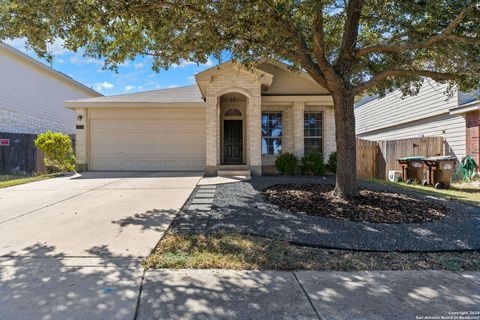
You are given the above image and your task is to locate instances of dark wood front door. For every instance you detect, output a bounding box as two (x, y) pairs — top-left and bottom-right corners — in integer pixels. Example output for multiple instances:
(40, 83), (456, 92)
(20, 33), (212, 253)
(224, 120), (243, 163)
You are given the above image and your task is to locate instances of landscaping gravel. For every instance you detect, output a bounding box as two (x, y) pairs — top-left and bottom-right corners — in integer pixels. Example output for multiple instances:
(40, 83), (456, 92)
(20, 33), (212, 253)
(206, 176), (480, 252)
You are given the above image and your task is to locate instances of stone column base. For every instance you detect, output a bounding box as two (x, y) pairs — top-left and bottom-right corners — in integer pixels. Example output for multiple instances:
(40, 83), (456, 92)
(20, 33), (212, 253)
(204, 166), (218, 177)
(76, 163), (88, 172)
(250, 165), (262, 176)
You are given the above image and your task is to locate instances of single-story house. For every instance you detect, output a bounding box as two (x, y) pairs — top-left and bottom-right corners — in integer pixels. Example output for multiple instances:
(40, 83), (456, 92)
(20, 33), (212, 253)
(0, 42), (101, 134)
(355, 81), (480, 165)
(66, 60), (344, 176)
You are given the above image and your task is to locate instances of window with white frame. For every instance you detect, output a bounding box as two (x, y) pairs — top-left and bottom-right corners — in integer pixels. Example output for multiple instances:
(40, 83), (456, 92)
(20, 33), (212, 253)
(261, 112), (282, 155)
(304, 112), (323, 154)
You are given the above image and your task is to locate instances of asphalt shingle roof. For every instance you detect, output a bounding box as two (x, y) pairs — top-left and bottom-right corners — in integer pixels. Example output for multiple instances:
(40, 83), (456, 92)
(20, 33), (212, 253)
(67, 85), (203, 103)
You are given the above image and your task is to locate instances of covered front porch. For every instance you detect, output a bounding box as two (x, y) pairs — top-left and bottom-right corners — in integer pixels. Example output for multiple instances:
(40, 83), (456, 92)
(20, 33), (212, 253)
(194, 60), (336, 177)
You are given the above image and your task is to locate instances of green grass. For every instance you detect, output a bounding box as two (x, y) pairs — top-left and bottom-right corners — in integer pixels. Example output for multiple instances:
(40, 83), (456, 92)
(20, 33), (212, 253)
(0, 173), (61, 189)
(367, 179), (480, 206)
(144, 233), (480, 271)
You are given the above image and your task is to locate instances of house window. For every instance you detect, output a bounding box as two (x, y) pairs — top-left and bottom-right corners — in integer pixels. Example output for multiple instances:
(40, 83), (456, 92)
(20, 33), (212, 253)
(262, 112), (282, 155)
(304, 112), (323, 154)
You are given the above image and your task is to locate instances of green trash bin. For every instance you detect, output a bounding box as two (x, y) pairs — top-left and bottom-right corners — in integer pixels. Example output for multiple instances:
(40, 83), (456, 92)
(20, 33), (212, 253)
(397, 156), (426, 184)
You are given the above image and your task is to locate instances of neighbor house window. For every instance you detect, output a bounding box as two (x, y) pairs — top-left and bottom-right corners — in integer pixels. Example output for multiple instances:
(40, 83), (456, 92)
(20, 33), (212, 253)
(304, 112), (323, 154)
(262, 112), (282, 155)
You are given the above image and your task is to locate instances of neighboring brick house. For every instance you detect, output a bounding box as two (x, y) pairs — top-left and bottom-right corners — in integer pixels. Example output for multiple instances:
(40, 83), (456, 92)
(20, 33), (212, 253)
(453, 103), (480, 165)
(0, 43), (101, 134)
(65, 60), (343, 175)
(355, 81), (479, 166)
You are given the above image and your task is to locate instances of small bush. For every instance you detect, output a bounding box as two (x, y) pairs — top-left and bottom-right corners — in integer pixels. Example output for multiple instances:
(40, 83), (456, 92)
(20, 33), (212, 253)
(326, 152), (337, 173)
(456, 155), (478, 181)
(302, 151), (325, 175)
(35, 131), (75, 172)
(275, 152), (298, 175)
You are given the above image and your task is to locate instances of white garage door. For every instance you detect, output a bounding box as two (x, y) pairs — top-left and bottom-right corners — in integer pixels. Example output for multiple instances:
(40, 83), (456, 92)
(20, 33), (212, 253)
(89, 108), (206, 171)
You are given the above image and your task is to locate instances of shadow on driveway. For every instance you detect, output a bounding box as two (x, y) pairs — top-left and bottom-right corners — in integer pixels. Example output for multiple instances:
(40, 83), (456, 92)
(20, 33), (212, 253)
(0, 243), (143, 320)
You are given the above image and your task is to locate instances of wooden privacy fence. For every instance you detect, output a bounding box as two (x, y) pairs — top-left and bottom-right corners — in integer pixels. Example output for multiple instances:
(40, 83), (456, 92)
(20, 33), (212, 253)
(356, 136), (445, 180)
(0, 132), (75, 175)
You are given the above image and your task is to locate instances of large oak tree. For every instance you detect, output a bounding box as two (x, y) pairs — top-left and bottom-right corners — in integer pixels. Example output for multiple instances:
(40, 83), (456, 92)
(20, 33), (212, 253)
(2, 0), (479, 199)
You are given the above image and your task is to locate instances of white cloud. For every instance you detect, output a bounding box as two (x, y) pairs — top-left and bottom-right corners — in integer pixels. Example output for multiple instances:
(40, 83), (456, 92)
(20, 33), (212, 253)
(4, 37), (68, 56)
(167, 85), (179, 88)
(3, 37), (28, 51)
(69, 52), (103, 66)
(188, 75), (196, 84)
(47, 38), (69, 56)
(134, 63), (144, 69)
(172, 57), (214, 69)
(95, 82), (114, 90)
(205, 57), (214, 67)
(125, 85), (135, 91)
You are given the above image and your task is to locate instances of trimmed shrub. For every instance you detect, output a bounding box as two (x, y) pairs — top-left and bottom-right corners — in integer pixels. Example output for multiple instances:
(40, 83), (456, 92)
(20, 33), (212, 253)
(326, 151), (337, 173)
(275, 152), (298, 175)
(35, 131), (75, 172)
(456, 155), (478, 181)
(302, 151), (325, 176)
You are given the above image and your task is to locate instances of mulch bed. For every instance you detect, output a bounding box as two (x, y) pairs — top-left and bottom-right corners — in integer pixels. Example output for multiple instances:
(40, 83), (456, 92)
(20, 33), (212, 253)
(263, 184), (449, 223)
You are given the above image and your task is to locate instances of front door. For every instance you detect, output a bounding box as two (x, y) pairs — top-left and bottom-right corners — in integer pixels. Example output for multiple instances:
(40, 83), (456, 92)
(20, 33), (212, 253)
(224, 120), (243, 163)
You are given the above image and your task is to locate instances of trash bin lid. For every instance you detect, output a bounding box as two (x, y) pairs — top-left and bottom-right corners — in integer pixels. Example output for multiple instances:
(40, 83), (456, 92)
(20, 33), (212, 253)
(425, 156), (457, 161)
(397, 156), (426, 161)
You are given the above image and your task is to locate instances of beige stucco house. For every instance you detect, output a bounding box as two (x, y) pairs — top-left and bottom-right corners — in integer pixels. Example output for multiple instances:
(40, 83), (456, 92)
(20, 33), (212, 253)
(65, 60), (338, 176)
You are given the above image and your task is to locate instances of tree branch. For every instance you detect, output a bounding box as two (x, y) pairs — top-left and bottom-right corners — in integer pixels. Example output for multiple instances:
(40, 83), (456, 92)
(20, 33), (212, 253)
(355, 4), (477, 58)
(295, 36), (329, 88)
(129, 1), (207, 16)
(337, 0), (365, 66)
(311, 5), (338, 86)
(444, 34), (480, 45)
(262, 0), (329, 88)
(354, 69), (478, 94)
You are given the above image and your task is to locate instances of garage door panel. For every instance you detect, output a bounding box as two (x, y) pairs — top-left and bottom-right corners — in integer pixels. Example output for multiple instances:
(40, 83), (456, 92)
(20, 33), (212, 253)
(89, 108), (206, 171)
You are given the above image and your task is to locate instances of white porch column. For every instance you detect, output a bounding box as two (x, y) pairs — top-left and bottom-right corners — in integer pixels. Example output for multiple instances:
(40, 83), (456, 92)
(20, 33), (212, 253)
(75, 108), (88, 171)
(293, 101), (305, 159)
(205, 95), (219, 176)
(247, 94), (262, 175)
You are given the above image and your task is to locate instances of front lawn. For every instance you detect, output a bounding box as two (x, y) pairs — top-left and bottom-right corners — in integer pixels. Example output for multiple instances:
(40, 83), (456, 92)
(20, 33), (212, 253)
(0, 173), (61, 189)
(145, 233), (480, 271)
(368, 179), (480, 206)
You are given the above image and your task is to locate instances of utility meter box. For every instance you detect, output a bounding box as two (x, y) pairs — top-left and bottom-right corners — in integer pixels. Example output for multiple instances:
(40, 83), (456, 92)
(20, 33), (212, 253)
(388, 170), (402, 183)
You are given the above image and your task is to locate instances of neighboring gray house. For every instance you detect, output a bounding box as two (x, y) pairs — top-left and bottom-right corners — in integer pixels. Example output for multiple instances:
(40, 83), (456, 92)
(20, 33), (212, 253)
(355, 81), (480, 165)
(0, 43), (100, 134)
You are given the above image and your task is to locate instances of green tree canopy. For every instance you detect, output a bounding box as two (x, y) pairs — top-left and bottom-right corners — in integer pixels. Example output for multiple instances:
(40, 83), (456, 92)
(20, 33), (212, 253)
(3, 0), (479, 198)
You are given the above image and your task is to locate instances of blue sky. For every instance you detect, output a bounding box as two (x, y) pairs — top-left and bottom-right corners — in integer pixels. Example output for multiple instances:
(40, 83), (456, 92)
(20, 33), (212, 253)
(5, 38), (218, 96)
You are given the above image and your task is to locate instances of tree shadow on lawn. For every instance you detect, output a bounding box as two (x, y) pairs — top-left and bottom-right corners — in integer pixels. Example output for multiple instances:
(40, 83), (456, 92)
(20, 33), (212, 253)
(2, 245), (478, 319)
(207, 178), (480, 252)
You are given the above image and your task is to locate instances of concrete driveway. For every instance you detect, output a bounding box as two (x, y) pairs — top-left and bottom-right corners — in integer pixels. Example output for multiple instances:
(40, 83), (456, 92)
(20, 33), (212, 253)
(0, 171), (202, 320)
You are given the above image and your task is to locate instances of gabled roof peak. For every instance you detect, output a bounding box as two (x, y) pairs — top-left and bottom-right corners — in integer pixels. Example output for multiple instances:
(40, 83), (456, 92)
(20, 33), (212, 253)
(194, 60), (274, 97)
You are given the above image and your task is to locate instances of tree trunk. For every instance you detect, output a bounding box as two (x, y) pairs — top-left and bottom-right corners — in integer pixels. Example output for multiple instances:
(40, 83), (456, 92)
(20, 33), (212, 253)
(331, 89), (359, 199)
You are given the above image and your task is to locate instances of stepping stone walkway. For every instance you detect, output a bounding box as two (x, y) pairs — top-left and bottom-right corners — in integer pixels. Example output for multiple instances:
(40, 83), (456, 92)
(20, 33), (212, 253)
(171, 185), (217, 233)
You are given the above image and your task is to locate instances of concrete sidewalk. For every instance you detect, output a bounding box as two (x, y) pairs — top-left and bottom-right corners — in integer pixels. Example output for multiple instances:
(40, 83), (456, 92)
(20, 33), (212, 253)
(137, 270), (480, 320)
